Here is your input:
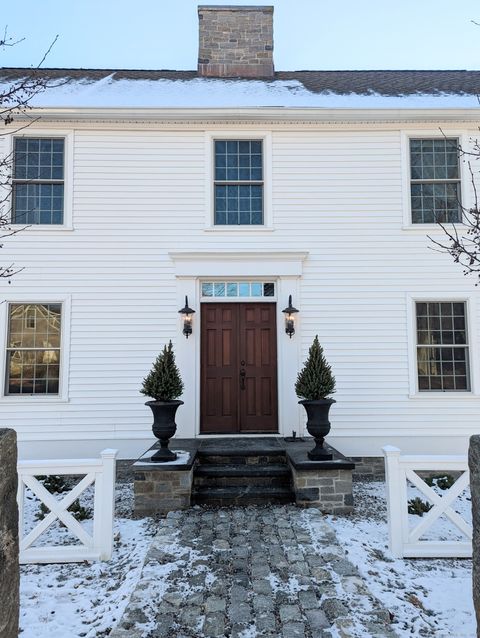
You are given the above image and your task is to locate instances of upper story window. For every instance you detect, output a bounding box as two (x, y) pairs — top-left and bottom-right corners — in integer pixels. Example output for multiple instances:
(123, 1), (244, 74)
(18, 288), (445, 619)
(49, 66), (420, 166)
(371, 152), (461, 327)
(214, 140), (263, 225)
(5, 303), (62, 395)
(416, 301), (470, 392)
(12, 137), (65, 225)
(410, 138), (461, 224)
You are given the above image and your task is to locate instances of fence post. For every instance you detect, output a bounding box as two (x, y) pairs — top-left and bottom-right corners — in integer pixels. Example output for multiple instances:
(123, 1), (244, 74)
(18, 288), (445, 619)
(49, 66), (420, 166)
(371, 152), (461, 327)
(469, 435), (480, 634)
(383, 445), (404, 558)
(0, 430), (19, 638)
(95, 449), (118, 560)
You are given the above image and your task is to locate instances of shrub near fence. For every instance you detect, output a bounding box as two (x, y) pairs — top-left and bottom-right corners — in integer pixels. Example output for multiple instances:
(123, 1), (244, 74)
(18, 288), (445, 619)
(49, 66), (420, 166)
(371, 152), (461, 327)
(383, 445), (471, 558)
(17, 449), (117, 564)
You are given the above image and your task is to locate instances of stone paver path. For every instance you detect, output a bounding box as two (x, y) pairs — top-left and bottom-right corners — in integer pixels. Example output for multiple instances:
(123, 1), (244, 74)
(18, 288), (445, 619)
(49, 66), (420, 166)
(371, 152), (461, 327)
(111, 505), (396, 638)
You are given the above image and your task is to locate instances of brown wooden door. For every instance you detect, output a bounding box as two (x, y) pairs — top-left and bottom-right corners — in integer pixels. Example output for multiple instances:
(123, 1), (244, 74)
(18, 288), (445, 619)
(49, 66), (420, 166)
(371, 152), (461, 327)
(201, 303), (278, 433)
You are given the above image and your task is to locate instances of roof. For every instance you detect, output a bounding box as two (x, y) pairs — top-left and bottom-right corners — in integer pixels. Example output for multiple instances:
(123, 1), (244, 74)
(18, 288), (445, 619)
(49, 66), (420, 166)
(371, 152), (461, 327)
(1, 68), (480, 109)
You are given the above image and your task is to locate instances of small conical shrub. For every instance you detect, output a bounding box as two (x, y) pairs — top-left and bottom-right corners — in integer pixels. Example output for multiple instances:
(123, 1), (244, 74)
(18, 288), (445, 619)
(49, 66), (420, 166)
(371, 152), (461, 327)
(141, 341), (184, 401)
(295, 335), (336, 400)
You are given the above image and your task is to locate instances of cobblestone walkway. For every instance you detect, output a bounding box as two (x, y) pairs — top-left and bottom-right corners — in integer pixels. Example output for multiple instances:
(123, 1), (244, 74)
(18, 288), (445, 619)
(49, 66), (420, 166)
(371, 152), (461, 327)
(111, 505), (396, 638)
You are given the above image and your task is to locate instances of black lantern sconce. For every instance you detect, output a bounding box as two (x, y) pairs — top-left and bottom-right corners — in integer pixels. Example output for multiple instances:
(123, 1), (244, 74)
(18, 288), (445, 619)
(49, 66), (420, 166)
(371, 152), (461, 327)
(178, 296), (195, 338)
(282, 295), (299, 338)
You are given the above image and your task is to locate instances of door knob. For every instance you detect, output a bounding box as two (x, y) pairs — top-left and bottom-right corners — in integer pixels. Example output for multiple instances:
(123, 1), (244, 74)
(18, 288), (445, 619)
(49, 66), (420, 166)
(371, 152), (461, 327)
(240, 368), (246, 390)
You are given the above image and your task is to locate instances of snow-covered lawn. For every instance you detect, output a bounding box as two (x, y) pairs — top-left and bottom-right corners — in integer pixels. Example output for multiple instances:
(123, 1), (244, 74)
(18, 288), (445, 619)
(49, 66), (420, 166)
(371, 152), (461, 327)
(327, 481), (474, 638)
(19, 478), (475, 637)
(20, 483), (155, 638)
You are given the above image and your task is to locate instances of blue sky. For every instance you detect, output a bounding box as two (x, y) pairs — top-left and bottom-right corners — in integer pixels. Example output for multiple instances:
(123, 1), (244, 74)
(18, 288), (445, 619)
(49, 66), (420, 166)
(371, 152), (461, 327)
(1, 0), (479, 71)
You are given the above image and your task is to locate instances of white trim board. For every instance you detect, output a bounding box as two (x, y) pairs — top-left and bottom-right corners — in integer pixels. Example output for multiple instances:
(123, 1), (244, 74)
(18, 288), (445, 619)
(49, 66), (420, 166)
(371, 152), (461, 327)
(169, 250), (309, 277)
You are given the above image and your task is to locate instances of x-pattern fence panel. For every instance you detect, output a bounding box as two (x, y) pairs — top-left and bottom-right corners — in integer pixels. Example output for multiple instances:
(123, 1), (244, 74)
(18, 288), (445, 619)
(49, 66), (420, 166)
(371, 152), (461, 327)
(383, 445), (471, 558)
(17, 449), (117, 564)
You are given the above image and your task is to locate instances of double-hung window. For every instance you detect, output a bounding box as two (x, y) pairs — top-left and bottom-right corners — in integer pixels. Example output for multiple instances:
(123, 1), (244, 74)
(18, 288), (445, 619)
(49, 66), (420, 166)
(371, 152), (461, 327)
(409, 138), (461, 224)
(12, 137), (65, 225)
(416, 301), (470, 391)
(214, 140), (263, 225)
(5, 303), (62, 395)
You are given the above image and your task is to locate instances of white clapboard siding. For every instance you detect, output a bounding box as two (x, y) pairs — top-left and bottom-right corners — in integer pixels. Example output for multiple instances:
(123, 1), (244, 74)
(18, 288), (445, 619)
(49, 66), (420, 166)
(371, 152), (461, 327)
(1, 124), (480, 459)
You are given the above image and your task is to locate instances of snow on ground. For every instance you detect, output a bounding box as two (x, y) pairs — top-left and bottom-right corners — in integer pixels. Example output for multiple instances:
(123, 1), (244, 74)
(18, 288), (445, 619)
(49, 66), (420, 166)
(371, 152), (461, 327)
(20, 477), (475, 638)
(327, 480), (474, 638)
(20, 483), (155, 638)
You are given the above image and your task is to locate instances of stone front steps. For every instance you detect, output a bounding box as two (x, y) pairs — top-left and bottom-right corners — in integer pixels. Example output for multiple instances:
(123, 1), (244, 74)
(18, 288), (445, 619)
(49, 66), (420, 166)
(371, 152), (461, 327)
(133, 437), (355, 516)
(192, 445), (294, 506)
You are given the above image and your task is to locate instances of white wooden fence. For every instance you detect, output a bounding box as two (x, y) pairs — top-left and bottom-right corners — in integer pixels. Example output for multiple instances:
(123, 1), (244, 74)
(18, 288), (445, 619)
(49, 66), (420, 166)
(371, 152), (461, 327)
(17, 449), (117, 564)
(383, 446), (471, 558)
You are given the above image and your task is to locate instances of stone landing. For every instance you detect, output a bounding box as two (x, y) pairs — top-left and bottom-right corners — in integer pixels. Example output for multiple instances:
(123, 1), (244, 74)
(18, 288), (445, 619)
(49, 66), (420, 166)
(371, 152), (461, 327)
(133, 438), (355, 516)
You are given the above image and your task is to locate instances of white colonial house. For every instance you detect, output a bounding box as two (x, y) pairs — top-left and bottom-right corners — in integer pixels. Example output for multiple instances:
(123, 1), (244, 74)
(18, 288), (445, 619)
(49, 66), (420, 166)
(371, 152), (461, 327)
(1, 5), (480, 461)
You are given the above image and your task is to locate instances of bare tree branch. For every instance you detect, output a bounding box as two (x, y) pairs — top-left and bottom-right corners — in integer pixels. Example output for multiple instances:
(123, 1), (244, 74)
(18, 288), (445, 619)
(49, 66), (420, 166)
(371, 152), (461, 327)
(428, 154), (480, 284)
(0, 29), (59, 283)
(0, 26), (25, 48)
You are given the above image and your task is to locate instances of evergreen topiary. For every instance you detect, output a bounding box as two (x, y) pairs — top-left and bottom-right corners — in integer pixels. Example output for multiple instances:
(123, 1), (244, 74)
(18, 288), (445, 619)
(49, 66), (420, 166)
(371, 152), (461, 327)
(295, 335), (336, 400)
(141, 341), (184, 402)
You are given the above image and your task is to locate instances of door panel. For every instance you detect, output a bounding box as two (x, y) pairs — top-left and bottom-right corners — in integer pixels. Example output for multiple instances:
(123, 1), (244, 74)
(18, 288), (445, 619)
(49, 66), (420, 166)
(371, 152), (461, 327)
(200, 303), (278, 433)
(200, 304), (239, 433)
(238, 303), (277, 432)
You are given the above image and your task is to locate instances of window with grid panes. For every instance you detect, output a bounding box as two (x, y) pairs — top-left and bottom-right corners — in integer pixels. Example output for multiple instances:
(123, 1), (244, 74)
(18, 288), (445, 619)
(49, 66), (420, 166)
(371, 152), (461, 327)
(201, 281), (275, 298)
(410, 138), (461, 224)
(416, 301), (470, 392)
(12, 138), (65, 224)
(214, 140), (263, 225)
(5, 303), (62, 395)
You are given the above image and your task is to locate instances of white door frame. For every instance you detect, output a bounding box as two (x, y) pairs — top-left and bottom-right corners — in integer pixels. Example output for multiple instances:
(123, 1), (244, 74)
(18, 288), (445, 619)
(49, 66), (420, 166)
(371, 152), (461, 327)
(169, 250), (308, 438)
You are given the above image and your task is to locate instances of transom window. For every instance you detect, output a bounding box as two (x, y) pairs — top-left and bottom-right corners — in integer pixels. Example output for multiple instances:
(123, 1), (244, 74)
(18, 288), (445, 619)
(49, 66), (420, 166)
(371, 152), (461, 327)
(416, 301), (470, 392)
(202, 281), (275, 298)
(12, 137), (65, 224)
(214, 140), (263, 225)
(409, 138), (461, 224)
(5, 303), (62, 395)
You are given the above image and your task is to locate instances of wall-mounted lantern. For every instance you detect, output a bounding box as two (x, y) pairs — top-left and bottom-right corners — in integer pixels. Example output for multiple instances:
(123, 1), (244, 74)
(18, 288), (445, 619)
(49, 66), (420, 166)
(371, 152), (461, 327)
(282, 295), (299, 338)
(178, 296), (195, 338)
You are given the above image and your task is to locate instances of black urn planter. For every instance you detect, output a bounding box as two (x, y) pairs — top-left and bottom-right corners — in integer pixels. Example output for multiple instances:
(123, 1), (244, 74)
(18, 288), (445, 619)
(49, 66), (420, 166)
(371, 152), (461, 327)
(299, 398), (336, 461)
(146, 399), (184, 462)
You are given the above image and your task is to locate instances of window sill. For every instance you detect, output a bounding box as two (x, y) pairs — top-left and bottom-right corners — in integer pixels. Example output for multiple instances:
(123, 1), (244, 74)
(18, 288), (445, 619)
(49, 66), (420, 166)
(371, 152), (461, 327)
(2, 396), (69, 404)
(402, 223), (465, 231)
(409, 392), (478, 399)
(204, 226), (275, 233)
(10, 224), (74, 232)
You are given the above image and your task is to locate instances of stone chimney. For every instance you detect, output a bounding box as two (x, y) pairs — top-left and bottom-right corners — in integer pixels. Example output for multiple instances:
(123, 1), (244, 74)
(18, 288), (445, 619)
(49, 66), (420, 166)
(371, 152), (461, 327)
(198, 5), (274, 79)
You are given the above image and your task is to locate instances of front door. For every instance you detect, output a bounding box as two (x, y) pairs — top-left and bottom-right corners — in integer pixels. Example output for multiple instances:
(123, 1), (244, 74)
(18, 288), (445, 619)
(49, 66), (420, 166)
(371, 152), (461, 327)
(200, 303), (278, 433)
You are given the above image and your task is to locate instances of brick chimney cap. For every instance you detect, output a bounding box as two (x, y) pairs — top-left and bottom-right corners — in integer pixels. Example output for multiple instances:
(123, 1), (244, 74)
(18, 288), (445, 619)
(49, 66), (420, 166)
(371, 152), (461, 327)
(198, 5), (273, 12)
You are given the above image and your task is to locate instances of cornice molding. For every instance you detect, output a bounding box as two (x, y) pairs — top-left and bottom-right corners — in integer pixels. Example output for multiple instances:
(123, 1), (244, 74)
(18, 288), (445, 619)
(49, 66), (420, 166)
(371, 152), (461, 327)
(7, 107), (480, 128)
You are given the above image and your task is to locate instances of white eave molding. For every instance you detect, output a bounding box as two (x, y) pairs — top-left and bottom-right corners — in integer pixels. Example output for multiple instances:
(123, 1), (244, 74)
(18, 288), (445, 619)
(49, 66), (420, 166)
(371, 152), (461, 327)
(9, 106), (480, 127)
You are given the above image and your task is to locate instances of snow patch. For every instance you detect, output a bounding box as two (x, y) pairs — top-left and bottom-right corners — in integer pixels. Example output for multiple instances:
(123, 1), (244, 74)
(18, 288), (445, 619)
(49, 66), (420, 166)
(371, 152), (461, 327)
(327, 481), (475, 637)
(135, 449), (190, 466)
(266, 572), (309, 597)
(20, 515), (153, 638)
(3, 76), (479, 109)
(237, 625), (258, 638)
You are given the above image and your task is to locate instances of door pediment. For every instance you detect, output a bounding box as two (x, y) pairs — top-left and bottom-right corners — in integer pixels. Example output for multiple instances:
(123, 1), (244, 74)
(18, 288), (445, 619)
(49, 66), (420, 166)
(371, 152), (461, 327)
(169, 250), (308, 278)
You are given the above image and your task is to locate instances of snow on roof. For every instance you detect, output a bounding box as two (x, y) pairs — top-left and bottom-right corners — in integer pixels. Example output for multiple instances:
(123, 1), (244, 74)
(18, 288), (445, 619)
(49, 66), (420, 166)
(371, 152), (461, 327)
(1, 69), (480, 109)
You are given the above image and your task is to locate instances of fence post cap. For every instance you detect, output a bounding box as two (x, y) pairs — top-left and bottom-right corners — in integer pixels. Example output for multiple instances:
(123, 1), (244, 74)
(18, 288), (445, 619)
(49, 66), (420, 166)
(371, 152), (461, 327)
(100, 449), (118, 459)
(382, 445), (401, 455)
